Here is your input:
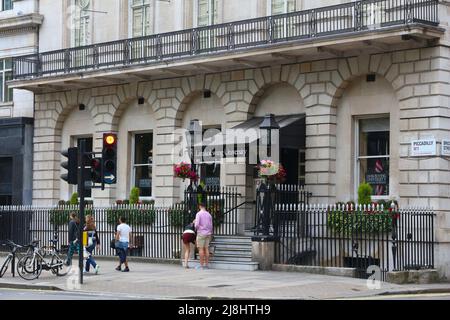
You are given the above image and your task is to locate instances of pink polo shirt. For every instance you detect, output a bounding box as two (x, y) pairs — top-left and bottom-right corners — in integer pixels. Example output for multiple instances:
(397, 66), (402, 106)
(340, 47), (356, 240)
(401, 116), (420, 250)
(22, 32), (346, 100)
(194, 210), (213, 236)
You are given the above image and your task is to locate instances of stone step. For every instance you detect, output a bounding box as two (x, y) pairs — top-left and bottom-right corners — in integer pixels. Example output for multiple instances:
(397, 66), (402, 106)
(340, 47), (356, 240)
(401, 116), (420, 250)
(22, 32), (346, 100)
(211, 254), (252, 263)
(212, 236), (253, 243)
(214, 247), (252, 254)
(187, 259), (259, 271)
(211, 242), (252, 250)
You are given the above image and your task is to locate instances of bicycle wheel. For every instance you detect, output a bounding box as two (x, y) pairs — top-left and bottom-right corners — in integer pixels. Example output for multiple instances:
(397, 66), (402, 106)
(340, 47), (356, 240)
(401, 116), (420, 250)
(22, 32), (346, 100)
(17, 254), (43, 280)
(0, 255), (12, 278)
(51, 253), (70, 276)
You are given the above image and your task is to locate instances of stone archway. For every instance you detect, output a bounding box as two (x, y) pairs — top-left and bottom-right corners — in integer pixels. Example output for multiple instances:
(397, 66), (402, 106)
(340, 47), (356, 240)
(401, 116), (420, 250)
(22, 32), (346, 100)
(335, 74), (399, 203)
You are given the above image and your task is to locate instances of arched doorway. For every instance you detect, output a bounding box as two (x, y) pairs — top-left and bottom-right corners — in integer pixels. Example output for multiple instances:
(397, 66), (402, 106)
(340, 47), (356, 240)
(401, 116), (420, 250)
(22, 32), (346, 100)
(179, 91), (226, 200)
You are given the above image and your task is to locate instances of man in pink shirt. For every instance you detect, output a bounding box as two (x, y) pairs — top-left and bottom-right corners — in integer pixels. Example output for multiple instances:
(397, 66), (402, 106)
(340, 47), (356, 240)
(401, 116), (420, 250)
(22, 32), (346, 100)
(194, 203), (213, 269)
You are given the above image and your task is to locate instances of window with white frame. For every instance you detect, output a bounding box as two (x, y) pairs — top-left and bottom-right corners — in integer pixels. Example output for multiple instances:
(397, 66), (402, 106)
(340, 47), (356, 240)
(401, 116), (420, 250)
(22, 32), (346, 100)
(72, 0), (91, 47)
(131, 0), (152, 37)
(133, 132), (153, 197)
(1, 0), (13, 11)
(197, 0), (218, 27)
(0, 59), (13, 103)
(356, 118), (390, 198)
(270, 0), (296, 15)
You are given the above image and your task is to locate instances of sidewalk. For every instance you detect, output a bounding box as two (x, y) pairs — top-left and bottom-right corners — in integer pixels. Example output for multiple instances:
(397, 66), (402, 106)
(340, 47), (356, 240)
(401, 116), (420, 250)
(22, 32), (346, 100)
(1, 258), (450, 300)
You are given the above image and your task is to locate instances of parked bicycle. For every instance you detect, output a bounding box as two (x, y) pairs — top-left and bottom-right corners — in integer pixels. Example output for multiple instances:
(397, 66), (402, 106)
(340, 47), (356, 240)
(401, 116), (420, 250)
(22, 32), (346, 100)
(0, 240), (27, 278)
(17, 237), (70, 280)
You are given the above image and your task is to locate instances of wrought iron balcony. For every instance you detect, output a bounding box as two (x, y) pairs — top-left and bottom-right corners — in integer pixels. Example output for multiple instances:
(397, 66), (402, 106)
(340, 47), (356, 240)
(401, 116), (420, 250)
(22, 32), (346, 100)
(12, 0), (439, 81)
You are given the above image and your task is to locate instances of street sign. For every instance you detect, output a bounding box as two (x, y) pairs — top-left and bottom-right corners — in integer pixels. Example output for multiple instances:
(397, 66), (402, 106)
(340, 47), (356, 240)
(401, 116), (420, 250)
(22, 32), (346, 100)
(411, 139), (436, 157)
(104, 174), (116, 184)
(442, 140), (450, 156)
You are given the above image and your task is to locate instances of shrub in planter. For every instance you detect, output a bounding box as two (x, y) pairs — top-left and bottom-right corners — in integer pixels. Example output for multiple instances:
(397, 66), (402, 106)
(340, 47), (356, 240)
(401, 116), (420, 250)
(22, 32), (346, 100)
(106, 206), (155, 226)
(70, 192), (79, 205)
(358, 183), (372, 205)
(168, 205), (185, 227)
(327, 207), (395, 235)
(130, 187), (140, 205)
(50, 208), (71, 226)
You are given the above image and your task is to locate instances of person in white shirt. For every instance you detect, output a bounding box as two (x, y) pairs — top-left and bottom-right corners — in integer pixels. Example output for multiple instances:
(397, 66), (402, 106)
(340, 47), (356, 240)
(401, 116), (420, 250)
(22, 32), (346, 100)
(115, 216), (132, 272)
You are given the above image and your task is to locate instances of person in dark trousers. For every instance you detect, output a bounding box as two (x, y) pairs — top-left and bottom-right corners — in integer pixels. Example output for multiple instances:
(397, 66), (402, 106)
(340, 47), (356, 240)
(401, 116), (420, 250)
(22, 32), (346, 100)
(115, 216), (131, 272)
(84, 214), (100, 274)
(66, 212), (80, 266)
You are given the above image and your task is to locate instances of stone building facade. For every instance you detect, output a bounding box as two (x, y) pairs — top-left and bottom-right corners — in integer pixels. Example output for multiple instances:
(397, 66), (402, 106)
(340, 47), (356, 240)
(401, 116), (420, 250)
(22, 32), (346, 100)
(0, 0), (41, 204)
(8, 0), (450, 276)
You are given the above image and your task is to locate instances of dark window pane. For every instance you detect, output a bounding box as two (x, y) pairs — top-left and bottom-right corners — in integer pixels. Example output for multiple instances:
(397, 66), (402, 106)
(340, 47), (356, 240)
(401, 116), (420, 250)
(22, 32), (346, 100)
(135, 166), (152, 197)
(0, 157), (13, 196)
(134, 133), (153, 165)
(200, 163), (220, 188)
(359, 131), (389, 157)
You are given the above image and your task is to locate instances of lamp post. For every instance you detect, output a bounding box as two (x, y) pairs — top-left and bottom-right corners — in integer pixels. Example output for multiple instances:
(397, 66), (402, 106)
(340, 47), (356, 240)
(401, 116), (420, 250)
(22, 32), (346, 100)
(188, 119), (201, 187)
(258, 114), (280, 236)
(187, 119), (201, 223)
(259, 113), (280, 158)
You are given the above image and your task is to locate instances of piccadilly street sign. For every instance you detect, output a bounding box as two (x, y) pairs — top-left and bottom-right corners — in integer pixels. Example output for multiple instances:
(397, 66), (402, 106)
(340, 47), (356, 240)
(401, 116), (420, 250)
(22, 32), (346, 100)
(411, 139), (436, 157)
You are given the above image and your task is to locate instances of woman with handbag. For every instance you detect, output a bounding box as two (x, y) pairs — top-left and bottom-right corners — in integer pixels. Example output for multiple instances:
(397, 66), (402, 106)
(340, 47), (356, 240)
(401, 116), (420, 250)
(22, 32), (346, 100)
(84, 215), (100, 274)
(115, 216), (131, 272)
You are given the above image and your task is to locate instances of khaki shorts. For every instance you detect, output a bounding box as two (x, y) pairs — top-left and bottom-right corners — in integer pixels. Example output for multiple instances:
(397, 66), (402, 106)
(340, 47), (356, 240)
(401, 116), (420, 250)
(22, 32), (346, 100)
(196, 235), (212, 248)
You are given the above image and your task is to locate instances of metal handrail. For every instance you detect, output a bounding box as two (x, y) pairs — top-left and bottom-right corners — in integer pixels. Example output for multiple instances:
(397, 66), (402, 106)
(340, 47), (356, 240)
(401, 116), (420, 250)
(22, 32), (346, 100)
(12, 0), (439, 80)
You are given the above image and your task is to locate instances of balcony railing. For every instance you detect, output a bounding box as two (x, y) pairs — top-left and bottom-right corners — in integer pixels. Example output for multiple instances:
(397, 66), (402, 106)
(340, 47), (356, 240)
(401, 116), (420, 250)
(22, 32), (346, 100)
(12, 0), (439, 80)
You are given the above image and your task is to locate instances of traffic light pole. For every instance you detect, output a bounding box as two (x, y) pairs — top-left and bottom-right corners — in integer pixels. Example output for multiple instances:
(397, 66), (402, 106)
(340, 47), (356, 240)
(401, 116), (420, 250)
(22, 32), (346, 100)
(77, 139), (86, 285)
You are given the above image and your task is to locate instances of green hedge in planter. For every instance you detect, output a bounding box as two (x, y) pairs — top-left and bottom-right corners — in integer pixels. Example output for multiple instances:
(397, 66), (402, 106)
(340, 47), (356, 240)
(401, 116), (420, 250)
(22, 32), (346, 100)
(49, 207), (94, 226)
(327, 209), (395, 235)
(168, 206), (185, 227)
(106, 207), (155, 226)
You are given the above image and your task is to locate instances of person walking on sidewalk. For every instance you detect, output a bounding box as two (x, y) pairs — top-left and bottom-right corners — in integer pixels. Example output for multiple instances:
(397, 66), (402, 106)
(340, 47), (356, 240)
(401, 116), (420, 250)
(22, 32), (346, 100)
(182, 220), (196, 269)
(66, 212), (80, 266)
(115, 216), (131, 272)
(84, 214), (100, 274)
(194, 203), (213, 270)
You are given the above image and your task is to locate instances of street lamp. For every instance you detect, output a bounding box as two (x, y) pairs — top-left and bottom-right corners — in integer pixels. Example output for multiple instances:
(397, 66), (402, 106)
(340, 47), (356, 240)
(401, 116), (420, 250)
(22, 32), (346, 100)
(259, 113), (280, 158)
(188, 119), (202, 186)
(257, 114), (280, 237)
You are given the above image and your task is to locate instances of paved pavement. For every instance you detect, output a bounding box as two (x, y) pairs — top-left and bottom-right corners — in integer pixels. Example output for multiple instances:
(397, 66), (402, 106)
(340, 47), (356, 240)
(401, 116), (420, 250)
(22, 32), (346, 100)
(1, 259), (450, 300)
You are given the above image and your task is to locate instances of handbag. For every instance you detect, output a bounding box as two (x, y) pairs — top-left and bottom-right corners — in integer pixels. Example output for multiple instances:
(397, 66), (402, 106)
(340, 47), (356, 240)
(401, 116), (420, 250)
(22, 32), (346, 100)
(110, 238), (117, 249)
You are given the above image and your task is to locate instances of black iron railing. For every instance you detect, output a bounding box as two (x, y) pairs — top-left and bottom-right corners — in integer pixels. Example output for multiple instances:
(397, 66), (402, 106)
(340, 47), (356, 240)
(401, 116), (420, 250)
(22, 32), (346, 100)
(183, 185), (241, 236)
(12, 0), (439, 80)
(269, 203), (435, 280)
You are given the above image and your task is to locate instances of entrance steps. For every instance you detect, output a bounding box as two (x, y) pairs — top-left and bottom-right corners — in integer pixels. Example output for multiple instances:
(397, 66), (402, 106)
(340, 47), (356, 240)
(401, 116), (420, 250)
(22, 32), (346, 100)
(187, 235), (259, 271)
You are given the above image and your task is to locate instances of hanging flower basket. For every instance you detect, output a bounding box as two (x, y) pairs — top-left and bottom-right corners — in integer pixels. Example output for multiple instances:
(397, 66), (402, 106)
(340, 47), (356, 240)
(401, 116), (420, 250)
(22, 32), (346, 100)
(257, 160), (287, 184)
(173, 162), (198, 182)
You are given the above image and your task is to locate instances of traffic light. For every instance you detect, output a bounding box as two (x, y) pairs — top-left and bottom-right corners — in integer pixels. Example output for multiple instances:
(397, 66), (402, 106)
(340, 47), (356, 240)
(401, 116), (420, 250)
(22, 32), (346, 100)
(91, 157), (102, 184)
(61, 147), (78, 185)
(102, 133), (117, 184)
